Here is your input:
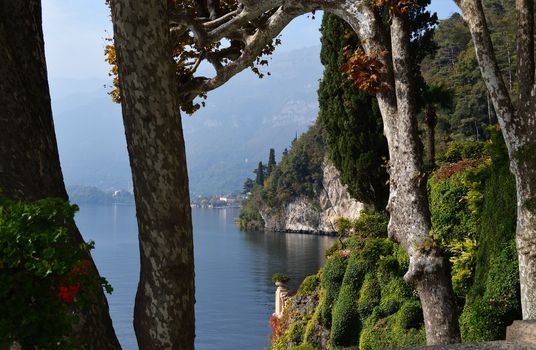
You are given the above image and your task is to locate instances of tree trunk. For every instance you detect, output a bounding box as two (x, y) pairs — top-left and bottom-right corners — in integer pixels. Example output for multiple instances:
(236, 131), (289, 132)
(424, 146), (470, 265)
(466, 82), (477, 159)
(335, 3), (461, 344)
(457, 0), (536, 319)
(424, 107), (437, 166)
(0, 1), (121, 349)
(109, 1), (195, 349)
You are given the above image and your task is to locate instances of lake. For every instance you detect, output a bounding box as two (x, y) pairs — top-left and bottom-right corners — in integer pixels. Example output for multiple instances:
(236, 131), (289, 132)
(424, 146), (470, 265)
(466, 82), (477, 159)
(75, 204), (335, 350)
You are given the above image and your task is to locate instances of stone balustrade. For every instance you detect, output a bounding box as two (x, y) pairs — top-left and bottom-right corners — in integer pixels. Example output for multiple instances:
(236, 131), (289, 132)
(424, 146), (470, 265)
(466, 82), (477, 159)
(273, 281), (289, 319)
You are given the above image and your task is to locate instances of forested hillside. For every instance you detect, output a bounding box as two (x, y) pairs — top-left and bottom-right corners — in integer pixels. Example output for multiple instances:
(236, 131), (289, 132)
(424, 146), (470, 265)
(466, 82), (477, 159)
(421, 0), (516, 142)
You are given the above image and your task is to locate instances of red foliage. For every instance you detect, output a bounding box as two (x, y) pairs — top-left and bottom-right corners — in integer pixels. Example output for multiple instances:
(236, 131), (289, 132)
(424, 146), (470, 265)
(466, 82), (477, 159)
(342, 47), (390, 94)
(71, 259), (92, 275)
(433, 159), (485, 180)
(58, 283), (80, 303)
(270, 315), (285, 341)
(373, 0), (419, 15)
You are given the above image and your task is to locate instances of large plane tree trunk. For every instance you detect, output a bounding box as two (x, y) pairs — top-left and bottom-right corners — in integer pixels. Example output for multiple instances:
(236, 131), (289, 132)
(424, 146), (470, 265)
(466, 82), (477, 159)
(336, 3), (461, 344)
(0, 1), (121, 348)
(456, 0), (536, 319)
(109, 0), (195, 349)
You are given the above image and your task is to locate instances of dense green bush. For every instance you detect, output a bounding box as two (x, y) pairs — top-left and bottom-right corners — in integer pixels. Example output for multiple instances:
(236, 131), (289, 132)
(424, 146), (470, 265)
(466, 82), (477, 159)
(289, 345), (316, 350)
(352, 210), (388, 239)
(330, 255), (365, 348)
(357, 274), (380, 316)
(330, 283), (361, 348)
(320, 255), (348, 327)
(436, 140), (486, 164)
(272, 273), (291, 284)
(238, 200), (265, 231)
(460, 241), (520, 341)
(359, 312), (426, 350)
(0, 198), (112, 349)
(298, 274), (320, 296)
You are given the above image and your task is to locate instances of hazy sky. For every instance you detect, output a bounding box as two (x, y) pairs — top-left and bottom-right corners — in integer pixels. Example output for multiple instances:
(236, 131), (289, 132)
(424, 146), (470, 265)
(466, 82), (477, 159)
(42, 1), (459, 84)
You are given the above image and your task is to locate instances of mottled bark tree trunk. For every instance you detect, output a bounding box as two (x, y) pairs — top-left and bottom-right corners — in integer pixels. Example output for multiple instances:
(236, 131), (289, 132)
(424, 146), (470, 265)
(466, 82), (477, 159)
(456, 0), (536, 319)
(0, 1), (121, 349)
(336, 4), (461, 344)
(109, 1), (195, 349)
(425, 107), (437, 166)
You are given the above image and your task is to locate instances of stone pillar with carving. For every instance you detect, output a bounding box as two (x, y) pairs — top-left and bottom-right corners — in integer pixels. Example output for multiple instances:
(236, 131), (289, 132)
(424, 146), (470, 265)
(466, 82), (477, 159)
(274, 281), (289, 319)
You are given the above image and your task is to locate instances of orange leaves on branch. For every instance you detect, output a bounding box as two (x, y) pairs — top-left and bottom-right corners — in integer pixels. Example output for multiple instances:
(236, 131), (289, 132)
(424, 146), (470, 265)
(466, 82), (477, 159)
(372, 0), (419, 16)
(342, 47), (390, 94)
(104, 39), (121, 104)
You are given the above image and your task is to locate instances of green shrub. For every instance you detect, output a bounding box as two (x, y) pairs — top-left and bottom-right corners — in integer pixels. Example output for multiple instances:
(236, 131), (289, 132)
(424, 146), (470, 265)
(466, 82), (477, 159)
(394, 244), (410, 271)
(238, 200), (265, 231)
(437, 140), (485, 164)
(359, 238), (395, 272)
(272, 273), (290, 284)
(358, 274), (381, 316)
(289, 345), (316, 350)
(298, 275), (320, 296)
(449, 238), (478, 295)
(396, 301), (423, 330)
(331, 284), (361, 348)
(359, 313), (425, 350)
(460, 241), (520, 342)
(324, 240), (343, 259)
(330, 254), (366, 347)
(320, 255), (348, 326)
(376, 255), (401, 283)
(353, 210), (388, 238)
(378, 277), (412, 316)
(429, 173), (475, 246)
(0, 198), (112, 349)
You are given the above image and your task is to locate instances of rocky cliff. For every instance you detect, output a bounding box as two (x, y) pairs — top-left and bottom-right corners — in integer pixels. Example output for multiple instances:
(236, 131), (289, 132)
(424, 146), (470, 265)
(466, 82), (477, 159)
(260, 160), (365, 234)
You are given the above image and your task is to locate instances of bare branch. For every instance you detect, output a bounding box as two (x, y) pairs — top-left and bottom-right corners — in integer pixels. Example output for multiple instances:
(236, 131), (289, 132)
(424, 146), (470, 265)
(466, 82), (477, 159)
(202, 10), (238, 28)
(169, 12), (208, 45)
(178, 5), (305, 101)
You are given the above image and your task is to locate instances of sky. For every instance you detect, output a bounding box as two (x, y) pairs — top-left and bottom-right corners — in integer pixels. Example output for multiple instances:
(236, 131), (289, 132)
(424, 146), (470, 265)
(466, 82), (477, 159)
(42, 0), (460, 85)
(41, 0), (461, 191)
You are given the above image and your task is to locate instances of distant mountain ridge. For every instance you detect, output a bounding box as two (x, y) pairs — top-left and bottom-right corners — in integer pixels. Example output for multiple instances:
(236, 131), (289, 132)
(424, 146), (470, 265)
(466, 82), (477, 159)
(52, 45), (323, 196)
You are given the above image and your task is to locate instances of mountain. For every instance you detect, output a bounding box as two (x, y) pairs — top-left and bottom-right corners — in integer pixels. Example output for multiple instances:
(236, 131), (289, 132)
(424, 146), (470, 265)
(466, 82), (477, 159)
(51, 45), (323, 196)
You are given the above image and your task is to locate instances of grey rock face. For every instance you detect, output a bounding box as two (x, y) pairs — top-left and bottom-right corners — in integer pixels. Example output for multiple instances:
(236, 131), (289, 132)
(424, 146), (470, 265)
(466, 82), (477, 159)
(260, 160), (365, 234)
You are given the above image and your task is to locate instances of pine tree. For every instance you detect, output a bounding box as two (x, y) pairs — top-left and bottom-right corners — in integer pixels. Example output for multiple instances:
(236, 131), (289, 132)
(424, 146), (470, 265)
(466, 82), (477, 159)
(267, 148), (276, 176)
(317, 13), (389, 209)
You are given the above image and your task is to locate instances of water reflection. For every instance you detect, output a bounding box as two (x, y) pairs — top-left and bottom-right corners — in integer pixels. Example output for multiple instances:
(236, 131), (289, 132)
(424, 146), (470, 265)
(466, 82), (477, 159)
(76, 205), (334, 350)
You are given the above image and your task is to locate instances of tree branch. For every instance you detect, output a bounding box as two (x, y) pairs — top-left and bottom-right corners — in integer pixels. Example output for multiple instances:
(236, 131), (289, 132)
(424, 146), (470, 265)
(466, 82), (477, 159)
(177, 5), (306, 101)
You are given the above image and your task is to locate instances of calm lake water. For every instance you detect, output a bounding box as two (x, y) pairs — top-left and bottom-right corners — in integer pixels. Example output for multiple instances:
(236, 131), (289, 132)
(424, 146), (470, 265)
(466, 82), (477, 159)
(75, 204), (335, 350)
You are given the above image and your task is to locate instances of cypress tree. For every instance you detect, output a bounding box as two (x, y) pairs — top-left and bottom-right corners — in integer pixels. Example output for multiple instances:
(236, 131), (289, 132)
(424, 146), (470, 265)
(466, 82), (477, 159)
(267, 148), (276, 176)
(255, 161), (265, 186)
(318, 13), (389, 209)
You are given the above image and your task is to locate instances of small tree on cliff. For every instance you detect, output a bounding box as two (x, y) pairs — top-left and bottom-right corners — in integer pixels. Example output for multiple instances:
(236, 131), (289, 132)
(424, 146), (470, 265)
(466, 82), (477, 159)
(255, 161), (266, 186)
(268, 148), (277, 176)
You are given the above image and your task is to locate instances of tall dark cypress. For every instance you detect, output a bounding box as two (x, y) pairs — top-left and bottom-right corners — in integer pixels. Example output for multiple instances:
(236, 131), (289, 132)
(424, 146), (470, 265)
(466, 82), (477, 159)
(267, 148), (276, 176)
(317, 13), (389, 209)
(255, 161), (265, 186)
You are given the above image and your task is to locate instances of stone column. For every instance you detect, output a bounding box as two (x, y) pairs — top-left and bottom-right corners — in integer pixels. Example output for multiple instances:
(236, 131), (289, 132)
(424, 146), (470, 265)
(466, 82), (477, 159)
(274, 281), (289, 318)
